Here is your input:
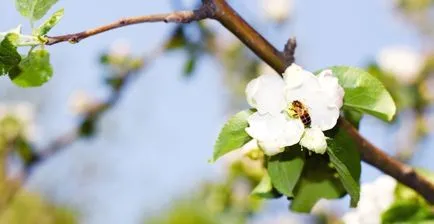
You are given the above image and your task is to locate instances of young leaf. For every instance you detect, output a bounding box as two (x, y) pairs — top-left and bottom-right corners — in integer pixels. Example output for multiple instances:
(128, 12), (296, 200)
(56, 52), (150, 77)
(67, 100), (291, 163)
(183, 56), (197, 78)
(9, 49), (53, 87)
(15, 0), (59, 21)
(327, 66), (396, 121)
(251, 173), (282, 199)
(35, 8), (64, 36)
(0, 33), (21, 75)
(267, 148), (305, 197)
(326, 124), (362, 207)
(290, 155), (345, 213)
(165, 26), (187, 50)
(213, 110), (253, 162)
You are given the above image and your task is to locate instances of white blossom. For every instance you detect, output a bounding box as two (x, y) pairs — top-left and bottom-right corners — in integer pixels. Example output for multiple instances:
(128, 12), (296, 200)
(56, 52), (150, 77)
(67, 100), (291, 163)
(342, 175), (397, 224)
(0, 102), (36, 141)
(311, 199), (335, 216)
(262, 0), (293, 23)
(377, 46), (424, 84)
(244, 64), (344, 155)
(69, 90), (96, 115)
(109, 39), (131, 58)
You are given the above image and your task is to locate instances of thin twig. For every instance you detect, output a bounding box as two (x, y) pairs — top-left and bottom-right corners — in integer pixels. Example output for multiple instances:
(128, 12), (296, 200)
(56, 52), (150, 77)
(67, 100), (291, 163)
(206, 0), (434, 203)
(45, 8), (211, 45)
(283, 37), (297, 66)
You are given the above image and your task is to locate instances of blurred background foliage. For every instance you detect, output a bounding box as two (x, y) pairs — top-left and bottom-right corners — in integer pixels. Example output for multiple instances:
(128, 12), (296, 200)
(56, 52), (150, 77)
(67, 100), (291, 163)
(2, 0), (434, 223)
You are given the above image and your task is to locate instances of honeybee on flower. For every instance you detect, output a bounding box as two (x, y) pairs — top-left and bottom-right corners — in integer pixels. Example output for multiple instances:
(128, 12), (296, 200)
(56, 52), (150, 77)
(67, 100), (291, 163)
(242, 64), (344, 156)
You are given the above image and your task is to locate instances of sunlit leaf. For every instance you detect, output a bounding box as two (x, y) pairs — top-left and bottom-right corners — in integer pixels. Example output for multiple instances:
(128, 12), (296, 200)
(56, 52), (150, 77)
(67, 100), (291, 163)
(15, 0), (59, 21)
(9, 49), (53, 87)
(213, 110), (253, 162)
(35, 8), (64, 36)
(326, 66), (396, 121)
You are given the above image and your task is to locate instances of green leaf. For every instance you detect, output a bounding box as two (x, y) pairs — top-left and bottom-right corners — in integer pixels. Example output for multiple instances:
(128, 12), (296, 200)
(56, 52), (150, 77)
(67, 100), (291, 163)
(326, 124), (362, 207)
(251, 173), (282, 199)
(328, 66), (396, 121)
(267, 148), (305, 197)
(382, 201), (434, 224)
(0, 33), (21, 75)
(290, 155), (345, 213)
(327, 147), (360, 207)
(35, 8), (64, 36)
(15, 0), (59, 21)
(165, 26), (187, 50)
(213, 110), (253, 162)
(9, 49), (53, 87)
(183, 56), (196, 78)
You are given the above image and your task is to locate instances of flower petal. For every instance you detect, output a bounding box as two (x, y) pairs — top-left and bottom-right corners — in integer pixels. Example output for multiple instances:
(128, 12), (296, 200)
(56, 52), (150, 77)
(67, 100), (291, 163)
(283, 64), (321, 105)
(307, 70), (344, 131)
(300, 126), (327, 154)
(246, 74), (286, 115)
(245, 112), (304, 156)
(317, 69), (345, 109)
(284, 65), (343, 131)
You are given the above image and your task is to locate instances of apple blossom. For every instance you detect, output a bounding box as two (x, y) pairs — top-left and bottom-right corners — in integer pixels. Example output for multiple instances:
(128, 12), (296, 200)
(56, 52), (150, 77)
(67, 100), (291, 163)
(377, 46), (423, 84)
(244, 64), (344, 155)
(342, 175), (397, 224)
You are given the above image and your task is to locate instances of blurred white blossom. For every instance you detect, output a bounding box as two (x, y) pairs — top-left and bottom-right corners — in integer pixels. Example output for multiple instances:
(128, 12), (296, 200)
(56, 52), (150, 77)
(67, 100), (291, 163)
(69, 90), (97, 115)
(377, 46), (424, 84)
(342, 175), (397, 224)
(262, 0), (293, 23)
(216, 139), (264, 178)
(0, 102), (36, 141)
(311, 199), (335, 216)
(109, 39), (131, 58)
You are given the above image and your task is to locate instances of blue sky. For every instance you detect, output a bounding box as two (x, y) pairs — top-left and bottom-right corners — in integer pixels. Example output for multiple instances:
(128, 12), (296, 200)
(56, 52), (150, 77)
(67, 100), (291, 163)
(0, 0), (426, 223)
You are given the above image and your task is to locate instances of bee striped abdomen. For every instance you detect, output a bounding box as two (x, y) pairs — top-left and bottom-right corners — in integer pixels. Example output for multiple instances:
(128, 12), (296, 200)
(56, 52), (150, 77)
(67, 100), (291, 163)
(300, 113), (311, 127)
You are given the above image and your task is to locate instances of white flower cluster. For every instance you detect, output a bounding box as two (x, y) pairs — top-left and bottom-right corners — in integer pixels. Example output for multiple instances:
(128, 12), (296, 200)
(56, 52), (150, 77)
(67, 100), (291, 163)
(342, 175), (397, 224)
(243, 64), (344, 156)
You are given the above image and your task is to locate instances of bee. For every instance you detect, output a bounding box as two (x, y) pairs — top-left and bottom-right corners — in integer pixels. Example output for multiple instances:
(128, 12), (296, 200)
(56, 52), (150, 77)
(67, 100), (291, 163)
(291, 100), (311, 127)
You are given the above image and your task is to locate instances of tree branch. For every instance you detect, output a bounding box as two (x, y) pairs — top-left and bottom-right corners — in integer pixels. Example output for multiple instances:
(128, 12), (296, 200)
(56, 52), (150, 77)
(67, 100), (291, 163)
(45, 8), (211, 45)
(340, 118), (434, 202)
(206, 0), (434, 203)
